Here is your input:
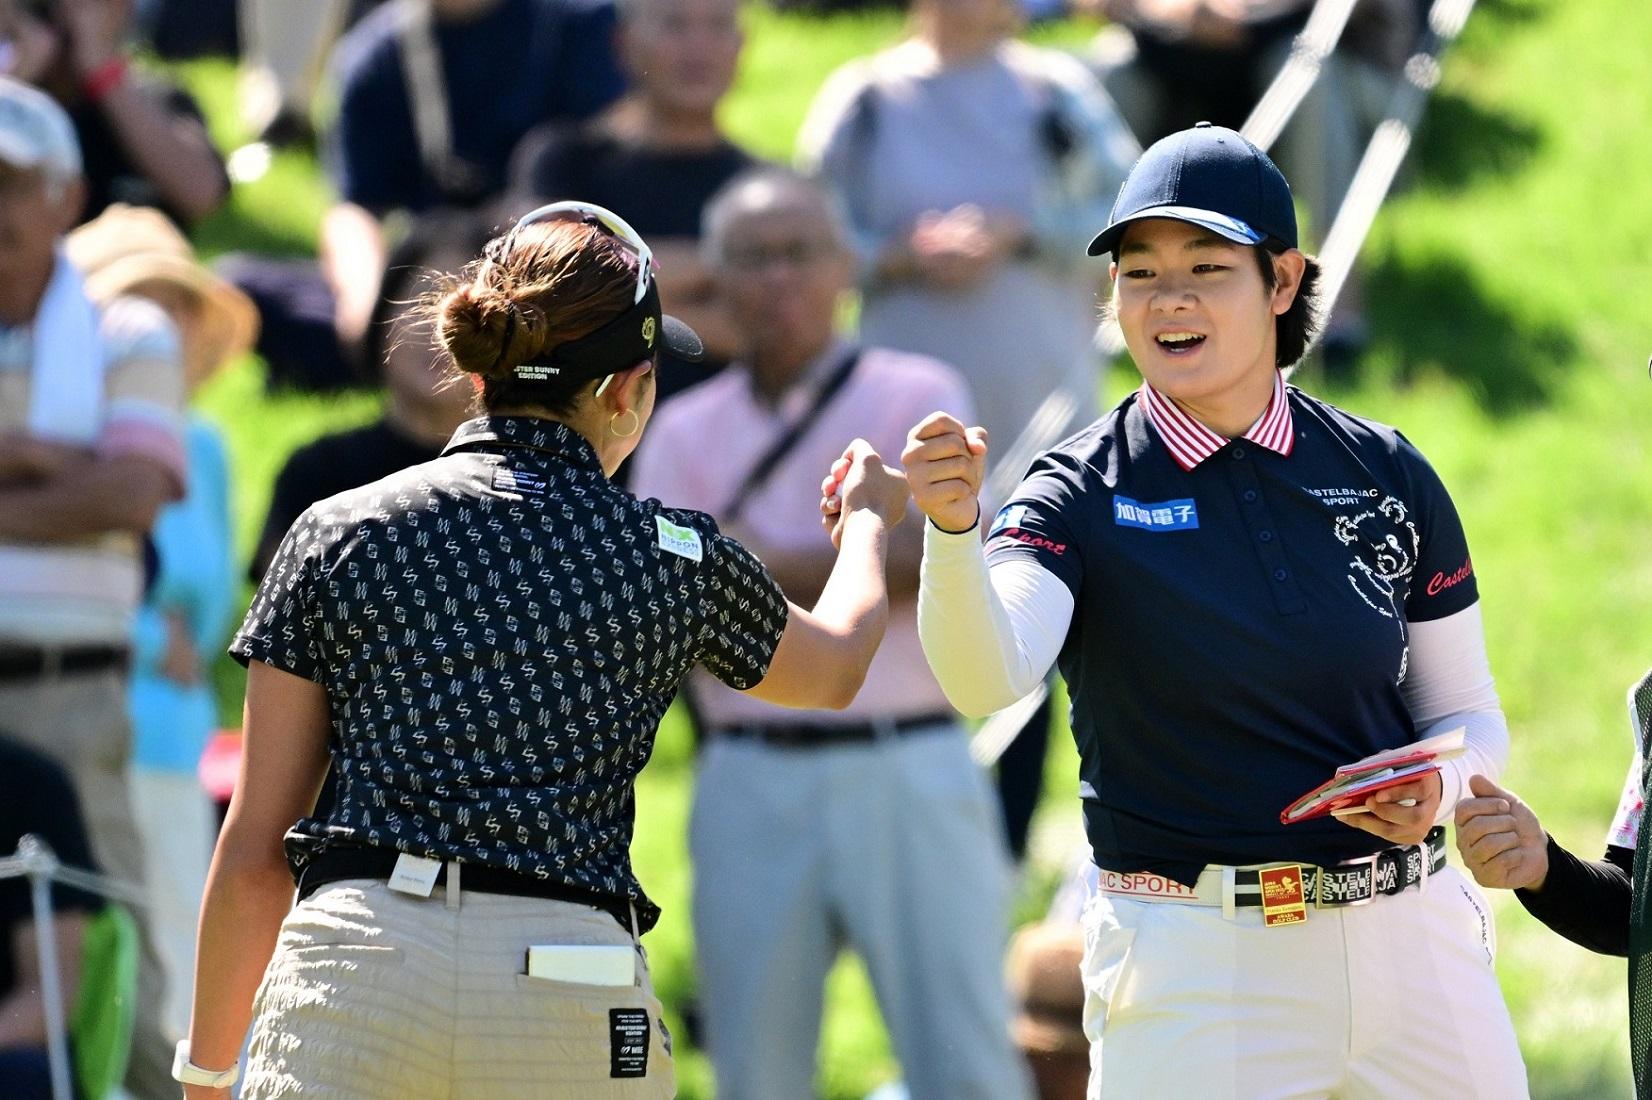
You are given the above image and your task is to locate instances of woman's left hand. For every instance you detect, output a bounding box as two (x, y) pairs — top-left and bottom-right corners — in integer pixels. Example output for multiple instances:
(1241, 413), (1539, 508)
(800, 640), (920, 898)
(1336, 771), (1442, 846)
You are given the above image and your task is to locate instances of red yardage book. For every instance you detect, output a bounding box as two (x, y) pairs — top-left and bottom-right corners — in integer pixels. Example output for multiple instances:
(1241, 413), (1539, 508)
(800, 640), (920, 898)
(1280, 728), (1466, 825)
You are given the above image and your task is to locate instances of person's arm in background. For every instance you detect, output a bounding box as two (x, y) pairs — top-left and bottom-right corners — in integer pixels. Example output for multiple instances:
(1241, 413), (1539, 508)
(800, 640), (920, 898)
(0, 297), (185, 540)
(1014, 47), (1140, 268)
(56, 0), (228, 222)
(186, 662), (331, 1099)
(319, 201), (387, 360)
(1457, 772), (1633, 957)
(796, 60), (900, 282)
(188, 425), (240, 667)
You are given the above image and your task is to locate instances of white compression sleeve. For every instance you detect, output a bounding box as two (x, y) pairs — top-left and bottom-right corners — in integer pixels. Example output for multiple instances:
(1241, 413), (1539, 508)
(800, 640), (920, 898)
(917, 522), (1075, 718)
(1399, 602), (1510, 825)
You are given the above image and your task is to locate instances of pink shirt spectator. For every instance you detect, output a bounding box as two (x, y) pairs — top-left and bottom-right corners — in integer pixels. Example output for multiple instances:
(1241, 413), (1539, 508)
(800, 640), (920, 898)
(632, 341), (972, 728)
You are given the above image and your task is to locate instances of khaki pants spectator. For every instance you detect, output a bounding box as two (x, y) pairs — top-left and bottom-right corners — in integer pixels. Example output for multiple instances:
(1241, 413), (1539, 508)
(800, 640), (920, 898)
(0, 666), (175, 1100)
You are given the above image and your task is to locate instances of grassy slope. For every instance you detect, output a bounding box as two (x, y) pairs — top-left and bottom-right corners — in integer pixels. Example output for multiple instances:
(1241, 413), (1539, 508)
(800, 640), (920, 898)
(176, 0), (1651, 1093)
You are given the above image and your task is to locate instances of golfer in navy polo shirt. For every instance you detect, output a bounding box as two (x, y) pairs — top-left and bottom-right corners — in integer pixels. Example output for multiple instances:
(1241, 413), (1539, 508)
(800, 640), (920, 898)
(897, 125), (1530, 1097)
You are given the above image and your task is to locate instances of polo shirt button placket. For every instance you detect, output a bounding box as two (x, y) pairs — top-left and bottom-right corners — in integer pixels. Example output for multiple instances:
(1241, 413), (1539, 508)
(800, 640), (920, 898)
(1223, 453), (1307, 616)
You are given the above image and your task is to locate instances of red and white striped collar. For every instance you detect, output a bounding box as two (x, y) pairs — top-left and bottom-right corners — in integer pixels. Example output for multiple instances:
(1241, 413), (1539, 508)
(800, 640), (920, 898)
(1138, 371), (1295, 471)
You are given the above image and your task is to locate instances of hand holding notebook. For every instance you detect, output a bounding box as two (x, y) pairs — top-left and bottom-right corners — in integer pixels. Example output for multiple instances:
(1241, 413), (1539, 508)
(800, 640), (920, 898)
(1280, 728), (1466, 825)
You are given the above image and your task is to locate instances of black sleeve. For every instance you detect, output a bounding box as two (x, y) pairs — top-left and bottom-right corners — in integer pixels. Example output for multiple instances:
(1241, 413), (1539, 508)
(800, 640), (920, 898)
(691, 528), (789, 691)
(231, 508), (327, 683)
(1514, 837), (1633, 957)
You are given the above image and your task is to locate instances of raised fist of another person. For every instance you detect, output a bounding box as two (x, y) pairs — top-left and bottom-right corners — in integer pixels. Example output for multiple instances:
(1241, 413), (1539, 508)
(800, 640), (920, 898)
(899, 411), (987, 535)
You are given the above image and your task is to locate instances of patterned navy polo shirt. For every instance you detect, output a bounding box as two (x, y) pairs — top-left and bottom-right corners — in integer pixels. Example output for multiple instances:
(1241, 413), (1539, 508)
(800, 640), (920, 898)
(986, 376), (1480, 883)
(232, 416), (789, 930)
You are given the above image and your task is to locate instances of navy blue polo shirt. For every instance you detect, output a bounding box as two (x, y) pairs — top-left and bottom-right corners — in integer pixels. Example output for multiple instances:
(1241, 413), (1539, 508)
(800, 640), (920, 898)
(985, 378), (1479, 883)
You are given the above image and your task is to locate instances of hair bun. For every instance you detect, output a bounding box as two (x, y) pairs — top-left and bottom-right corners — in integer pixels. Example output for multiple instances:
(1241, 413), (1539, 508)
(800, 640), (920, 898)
(437, 283), (540, 380)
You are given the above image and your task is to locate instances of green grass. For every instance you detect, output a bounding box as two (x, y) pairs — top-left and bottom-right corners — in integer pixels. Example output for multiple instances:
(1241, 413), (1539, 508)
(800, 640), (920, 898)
(171, 0), (1652, 1094)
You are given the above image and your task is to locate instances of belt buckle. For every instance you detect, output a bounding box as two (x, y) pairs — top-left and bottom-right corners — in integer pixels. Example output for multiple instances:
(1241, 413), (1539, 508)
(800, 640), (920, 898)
(1316, 851), (1379, 908)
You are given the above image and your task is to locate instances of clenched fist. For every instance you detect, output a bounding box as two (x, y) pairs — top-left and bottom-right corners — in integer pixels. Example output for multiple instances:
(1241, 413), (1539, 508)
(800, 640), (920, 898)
(1454, 775), (1550, 891)
(900, 412), (987, 534)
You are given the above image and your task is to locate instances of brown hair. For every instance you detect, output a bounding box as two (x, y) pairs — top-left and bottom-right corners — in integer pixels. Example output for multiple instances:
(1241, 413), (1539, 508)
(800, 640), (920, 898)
(429, 220), (641, 416)
(1254, 246), (1322, 368)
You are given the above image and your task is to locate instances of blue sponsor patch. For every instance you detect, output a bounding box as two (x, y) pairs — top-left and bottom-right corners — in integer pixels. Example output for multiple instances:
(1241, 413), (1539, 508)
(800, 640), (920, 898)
(1114, 495), (1198, 531)
(989, 503), (1030, 536)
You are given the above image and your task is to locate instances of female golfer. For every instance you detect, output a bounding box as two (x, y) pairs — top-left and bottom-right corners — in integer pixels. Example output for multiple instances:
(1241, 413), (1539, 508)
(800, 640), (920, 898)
(895, 124), (1529, 1097)
(177, 202), (909, 1098)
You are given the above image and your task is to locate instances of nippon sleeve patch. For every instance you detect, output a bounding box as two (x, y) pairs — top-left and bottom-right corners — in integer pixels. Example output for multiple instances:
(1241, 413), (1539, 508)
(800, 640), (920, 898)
(655, 515), (704, 562)
(1113, 495), (1199, 531)
(610, 1008), (650, 1077)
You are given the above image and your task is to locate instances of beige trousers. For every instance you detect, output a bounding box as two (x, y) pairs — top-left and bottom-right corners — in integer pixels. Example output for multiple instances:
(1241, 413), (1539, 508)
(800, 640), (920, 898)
(243, 878), (677, 1099)
(0, 665), (176, 1099)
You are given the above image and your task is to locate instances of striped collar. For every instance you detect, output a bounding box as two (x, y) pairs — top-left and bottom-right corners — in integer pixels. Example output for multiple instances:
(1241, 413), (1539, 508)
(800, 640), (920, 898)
(1138, 371), (1295, 471)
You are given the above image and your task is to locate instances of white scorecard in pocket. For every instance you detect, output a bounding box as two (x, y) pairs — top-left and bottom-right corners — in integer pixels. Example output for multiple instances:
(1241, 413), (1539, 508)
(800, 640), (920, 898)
(655, 515), (704, 562)
(525, 944), (637, 986)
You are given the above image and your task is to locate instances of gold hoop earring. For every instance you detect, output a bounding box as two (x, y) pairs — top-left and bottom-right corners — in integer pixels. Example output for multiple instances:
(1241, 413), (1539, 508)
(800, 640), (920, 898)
(609, 409), (640, 438)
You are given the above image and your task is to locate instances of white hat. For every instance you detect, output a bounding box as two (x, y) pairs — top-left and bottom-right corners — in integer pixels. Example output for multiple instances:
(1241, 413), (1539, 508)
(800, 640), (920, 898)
(0, 76), (83, 180)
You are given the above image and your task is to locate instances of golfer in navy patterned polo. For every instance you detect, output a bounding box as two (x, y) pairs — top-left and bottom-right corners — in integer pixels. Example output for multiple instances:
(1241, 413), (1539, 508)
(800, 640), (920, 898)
(898, 126), (1530, 1097)
(183, 203), (912, 1099)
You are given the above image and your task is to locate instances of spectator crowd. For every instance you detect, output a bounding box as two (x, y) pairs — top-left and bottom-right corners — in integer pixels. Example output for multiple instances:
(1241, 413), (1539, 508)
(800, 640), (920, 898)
(0, 0), (1422, 1095)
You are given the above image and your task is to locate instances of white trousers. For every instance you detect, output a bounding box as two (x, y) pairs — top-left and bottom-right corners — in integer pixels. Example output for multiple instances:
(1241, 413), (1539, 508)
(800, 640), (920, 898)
(691, 724), (1033, 1100)
(1081, 865), (1528, 1099)
(130, 766), (215, 1040)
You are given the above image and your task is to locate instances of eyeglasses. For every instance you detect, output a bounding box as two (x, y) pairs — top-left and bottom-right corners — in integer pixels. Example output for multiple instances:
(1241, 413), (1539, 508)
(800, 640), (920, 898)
(504, 200), (657, 395)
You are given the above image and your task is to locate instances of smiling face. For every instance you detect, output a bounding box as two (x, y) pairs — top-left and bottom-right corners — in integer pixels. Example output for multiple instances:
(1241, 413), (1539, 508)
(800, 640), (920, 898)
(1111, 218), (1303, 415)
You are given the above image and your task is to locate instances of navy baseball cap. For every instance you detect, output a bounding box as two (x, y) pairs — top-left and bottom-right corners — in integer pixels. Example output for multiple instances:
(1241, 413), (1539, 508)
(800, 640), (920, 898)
(1087, 122), (1297, 258)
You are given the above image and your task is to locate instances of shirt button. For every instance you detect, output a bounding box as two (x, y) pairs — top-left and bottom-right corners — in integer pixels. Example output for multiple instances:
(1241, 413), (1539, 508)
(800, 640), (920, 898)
(1258, 530), (1274, 543)
(1231, 446), (1247, 460)
(1243, 489), (1258, 503)
(1273, 568), (1289, 582)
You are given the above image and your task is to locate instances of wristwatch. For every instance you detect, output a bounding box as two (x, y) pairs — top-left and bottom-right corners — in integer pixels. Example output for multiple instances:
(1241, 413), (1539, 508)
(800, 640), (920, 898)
(171, 1040), (240, 1089)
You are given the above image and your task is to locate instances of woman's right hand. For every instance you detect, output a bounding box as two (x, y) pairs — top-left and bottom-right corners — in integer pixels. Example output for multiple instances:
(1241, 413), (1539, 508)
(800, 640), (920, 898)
(901, 412), (988, 534)
(820, 439), (909, 549)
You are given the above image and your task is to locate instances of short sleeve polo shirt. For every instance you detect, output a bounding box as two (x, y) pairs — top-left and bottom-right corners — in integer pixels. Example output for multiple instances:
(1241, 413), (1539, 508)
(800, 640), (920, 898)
(232, 416), (788, 930)
(985, 378), (1480, 882)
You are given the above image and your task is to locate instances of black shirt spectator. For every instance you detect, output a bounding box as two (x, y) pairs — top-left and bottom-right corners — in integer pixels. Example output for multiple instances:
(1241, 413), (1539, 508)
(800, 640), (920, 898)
(0, 738), (102, 1003)
(251, 421), (442, 582)
(232, 416), (790, 930)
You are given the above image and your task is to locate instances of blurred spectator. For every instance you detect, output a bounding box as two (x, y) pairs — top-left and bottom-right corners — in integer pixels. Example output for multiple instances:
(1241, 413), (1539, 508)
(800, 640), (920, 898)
(249, 209), (489, 580)
(226, 0), (624, 390)
(66, 202), (255, 1045)
(236, 0), (354, 147)
(1006, 921), (1089, 1100)
(0, 75), (183, 1099)
(631, 168), (1033, 1100)
(507, 0), (752, 408)
(0, 736), (103, 1100)
(798, 0), (1136, 862)
(0, 0), (228, 227)
(1085, 0), (1419, 362)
